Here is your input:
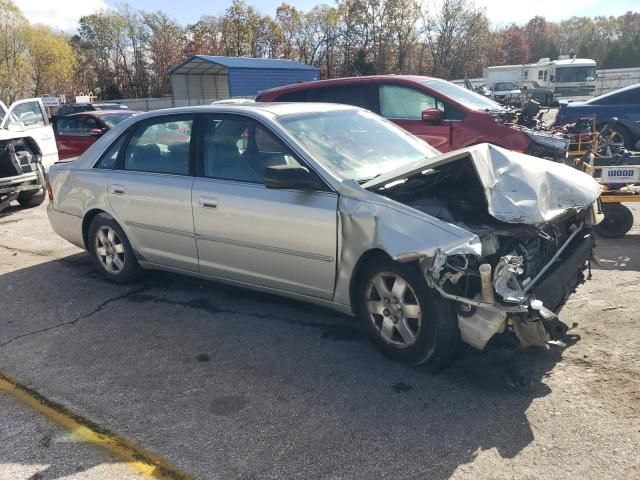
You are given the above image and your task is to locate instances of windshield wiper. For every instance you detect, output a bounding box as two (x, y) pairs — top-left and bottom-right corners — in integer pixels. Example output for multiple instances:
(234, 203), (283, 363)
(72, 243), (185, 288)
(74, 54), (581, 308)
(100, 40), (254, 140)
(357, 173), (381, 184)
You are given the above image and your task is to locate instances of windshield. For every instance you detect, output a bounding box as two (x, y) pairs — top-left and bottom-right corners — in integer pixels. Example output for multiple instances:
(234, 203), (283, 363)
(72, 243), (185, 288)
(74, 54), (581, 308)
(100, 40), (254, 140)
(494, 82), (519, 90)
(555, 66), (596, 83)
(277, 109), (440, 182)
(101, 113), (135, 128)
(423, 79), (506, 111)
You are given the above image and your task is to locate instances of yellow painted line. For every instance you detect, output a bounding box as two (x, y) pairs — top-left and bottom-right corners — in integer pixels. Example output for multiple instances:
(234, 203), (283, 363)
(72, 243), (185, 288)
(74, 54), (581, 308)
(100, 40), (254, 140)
(0, 371), (191, 480)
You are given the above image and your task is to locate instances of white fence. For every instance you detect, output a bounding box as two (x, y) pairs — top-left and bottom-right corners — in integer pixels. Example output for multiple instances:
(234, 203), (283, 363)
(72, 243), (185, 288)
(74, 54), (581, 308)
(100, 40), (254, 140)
(114, 97), (218, 112)
(595, 68), (640, 95)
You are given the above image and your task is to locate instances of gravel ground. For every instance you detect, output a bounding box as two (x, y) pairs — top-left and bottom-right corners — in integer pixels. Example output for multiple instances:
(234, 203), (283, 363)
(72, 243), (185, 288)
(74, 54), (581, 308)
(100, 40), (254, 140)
(0, 201), (639, 479)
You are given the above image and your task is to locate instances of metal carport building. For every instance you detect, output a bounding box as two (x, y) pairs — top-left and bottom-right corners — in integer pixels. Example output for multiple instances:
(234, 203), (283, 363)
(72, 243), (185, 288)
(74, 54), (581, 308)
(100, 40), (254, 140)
(169, 56), (320, 104)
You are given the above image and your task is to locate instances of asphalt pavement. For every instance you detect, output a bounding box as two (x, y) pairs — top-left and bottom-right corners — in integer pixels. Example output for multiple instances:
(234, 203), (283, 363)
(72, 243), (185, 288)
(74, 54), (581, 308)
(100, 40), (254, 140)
(1, 202), (639, 479)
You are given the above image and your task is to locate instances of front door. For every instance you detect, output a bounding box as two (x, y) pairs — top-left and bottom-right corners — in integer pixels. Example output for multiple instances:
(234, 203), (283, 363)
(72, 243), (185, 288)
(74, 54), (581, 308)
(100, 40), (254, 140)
(378, 84), (452, 152)
(192, 115), (338, 299)
(107, 114), (198, 272)
(1, 99), (58, 170)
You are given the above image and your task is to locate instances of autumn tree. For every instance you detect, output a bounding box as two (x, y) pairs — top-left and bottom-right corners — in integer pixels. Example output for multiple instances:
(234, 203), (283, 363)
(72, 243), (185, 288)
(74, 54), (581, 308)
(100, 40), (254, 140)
(24, 25), (75, 97)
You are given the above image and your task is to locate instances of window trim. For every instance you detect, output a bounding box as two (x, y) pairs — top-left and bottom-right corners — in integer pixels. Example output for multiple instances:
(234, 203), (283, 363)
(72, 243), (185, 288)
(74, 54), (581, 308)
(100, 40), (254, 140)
(115, 113), (196, 177)
(195, 112), (333, 192)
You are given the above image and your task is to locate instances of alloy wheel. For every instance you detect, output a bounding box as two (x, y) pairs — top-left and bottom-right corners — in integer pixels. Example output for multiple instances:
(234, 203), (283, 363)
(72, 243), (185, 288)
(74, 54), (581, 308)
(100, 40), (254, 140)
(94, 226), (126, 274)
(365, 272), (422, 348)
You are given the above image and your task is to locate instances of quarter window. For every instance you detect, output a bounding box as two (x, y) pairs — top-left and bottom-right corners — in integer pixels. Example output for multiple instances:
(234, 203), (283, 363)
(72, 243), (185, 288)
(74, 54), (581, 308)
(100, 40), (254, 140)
(313, 85), (375, 111)
(123, 118), (192, 175)
(95, 136), (125, 169)
(202, 116), (300, 183)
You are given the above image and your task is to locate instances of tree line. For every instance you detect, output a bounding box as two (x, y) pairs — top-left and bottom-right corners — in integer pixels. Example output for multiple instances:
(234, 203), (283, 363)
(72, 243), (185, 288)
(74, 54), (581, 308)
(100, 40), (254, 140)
(0, 0), (638, 103)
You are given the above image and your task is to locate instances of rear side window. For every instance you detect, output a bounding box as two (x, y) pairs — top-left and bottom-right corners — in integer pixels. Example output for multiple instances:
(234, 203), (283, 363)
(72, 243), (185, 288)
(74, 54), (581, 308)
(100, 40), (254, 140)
(314, 85), (376, 111)
(54, 116), (98, 137)
(602, 89), (640, 105)
(274, 90), (310, 102)
(123, 117), (193, 175)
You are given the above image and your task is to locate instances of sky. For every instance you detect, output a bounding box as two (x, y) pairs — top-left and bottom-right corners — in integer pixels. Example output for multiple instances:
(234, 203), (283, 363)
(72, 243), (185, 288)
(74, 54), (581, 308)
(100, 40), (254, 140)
(14, 0), (640, 33)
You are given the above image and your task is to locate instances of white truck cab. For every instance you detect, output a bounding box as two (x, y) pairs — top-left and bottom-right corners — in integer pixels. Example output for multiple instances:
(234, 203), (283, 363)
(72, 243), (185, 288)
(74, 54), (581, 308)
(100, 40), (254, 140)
(0, 98), (59, 172)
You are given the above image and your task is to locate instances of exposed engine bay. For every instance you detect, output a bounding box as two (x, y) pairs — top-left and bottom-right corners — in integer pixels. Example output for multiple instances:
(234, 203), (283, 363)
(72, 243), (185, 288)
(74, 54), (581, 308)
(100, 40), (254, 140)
(0, 137), (44, 212)
(368, 153), (597, 350)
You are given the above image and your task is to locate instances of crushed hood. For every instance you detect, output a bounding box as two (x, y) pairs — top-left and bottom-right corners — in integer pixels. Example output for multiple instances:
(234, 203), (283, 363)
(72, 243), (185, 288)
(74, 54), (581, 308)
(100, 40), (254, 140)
(363, 143), (601, 226)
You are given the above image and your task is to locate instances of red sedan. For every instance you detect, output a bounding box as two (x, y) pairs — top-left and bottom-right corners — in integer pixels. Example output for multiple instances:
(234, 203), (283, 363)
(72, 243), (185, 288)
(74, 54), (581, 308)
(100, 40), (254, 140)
(53, 110), (139, 160)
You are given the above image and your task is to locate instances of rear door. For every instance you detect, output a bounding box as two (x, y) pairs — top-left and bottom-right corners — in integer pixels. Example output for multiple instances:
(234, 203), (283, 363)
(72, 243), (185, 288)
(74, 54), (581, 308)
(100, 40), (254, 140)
(107, 114), (198, 272)
(52, 115), (100, 160)
(378, 84), (453, 152)
(1, 99), (58, 170)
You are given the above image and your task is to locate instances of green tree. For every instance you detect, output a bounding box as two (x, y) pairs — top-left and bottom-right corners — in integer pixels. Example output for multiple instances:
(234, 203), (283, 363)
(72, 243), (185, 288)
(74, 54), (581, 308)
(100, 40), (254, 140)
(24, 24), (75, 97)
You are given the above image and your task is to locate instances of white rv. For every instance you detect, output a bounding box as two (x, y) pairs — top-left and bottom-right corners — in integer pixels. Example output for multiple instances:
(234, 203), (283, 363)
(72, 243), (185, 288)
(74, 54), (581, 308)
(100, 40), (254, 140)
(522, 57), (597, 105)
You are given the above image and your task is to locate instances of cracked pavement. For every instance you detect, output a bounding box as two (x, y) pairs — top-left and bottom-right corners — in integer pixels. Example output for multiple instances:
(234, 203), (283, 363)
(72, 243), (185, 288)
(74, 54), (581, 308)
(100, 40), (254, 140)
(1, 202), (640, 479)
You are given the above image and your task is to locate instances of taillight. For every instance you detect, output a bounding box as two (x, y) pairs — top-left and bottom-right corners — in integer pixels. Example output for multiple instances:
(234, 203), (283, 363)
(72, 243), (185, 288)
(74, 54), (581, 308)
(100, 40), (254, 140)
(47, 180), (53, 201)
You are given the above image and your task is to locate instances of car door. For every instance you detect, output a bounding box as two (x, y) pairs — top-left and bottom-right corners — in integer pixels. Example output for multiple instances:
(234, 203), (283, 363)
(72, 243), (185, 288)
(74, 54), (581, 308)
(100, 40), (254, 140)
(107, 114), (198, 272)
(52, 115), (99, 160)
(191, 114), (338, 299)
(1, 98), (59, 170)
(378, 84), (453, 152)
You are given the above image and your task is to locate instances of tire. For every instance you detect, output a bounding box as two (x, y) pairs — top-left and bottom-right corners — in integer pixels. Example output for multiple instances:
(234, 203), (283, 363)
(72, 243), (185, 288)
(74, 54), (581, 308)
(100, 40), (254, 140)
(599, 123), (633, 154)
(17, 163), (46, 208)
(354, 254), (460, 370)
(594, 203), (634, 239)
(88, 213), (142, 284)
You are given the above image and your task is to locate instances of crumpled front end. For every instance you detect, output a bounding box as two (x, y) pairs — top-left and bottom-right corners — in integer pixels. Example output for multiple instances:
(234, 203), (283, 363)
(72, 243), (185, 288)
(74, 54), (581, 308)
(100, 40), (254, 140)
(359, 144), (601, 350)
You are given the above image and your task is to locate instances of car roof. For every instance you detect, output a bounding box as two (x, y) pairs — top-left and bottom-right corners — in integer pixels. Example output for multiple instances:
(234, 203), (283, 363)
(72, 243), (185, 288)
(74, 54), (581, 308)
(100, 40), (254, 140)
(130, 102), (359, 121)
(258, 74), (438, 96)
(66, 110), (139, 117)
(585, 83), (640, 104)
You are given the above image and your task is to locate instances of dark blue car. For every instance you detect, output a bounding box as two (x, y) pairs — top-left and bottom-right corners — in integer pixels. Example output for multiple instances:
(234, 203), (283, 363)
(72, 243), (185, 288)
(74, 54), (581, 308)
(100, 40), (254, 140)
(555, 84), (640, 151)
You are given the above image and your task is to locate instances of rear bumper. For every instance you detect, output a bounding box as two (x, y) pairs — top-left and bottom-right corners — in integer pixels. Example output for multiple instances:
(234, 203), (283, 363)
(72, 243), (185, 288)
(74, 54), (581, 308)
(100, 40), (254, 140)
(0, 172), (41, 194)
(47, 203), (85, 249)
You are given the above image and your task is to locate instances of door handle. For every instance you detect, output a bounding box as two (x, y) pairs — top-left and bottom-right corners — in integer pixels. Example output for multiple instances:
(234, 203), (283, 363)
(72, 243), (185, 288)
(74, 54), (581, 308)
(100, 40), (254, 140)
(110, 184), (125, 195)
(198, 197), (218, 209)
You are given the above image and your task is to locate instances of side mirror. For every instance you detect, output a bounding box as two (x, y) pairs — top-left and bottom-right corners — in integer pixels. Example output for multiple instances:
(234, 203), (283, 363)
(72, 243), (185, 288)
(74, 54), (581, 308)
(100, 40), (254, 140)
(90, 128), (105, 137)
(422, 108), (443, 124)
(264, 165), (325, 191)
(550, 75), (555, 83)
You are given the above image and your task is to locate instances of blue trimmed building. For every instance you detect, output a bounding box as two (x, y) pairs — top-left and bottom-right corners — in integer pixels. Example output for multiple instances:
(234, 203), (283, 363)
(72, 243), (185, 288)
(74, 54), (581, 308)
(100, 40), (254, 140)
(169, 55), (320, 102)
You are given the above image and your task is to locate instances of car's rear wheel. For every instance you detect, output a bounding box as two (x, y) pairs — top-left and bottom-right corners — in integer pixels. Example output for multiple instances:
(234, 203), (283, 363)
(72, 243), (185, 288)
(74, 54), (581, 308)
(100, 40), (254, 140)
(88, 213), (141, 283)
(355, 254), (459, 370)
(599, 124), (633, 155)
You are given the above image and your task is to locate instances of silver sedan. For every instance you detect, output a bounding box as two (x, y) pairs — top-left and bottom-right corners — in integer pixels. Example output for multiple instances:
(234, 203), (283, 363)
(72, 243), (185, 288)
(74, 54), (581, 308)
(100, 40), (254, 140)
(47, 103), (601, 369)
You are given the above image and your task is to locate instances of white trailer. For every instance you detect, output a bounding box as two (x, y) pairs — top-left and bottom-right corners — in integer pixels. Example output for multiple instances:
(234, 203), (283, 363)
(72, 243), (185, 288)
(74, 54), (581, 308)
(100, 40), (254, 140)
(483, 65), (524, 87)
(522, 57), (597, 105)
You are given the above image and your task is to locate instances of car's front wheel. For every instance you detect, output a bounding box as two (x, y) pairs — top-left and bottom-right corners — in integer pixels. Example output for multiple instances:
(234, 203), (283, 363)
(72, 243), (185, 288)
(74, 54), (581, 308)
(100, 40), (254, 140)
(355, 254), (460, 370)
(88, 213), (141, 284)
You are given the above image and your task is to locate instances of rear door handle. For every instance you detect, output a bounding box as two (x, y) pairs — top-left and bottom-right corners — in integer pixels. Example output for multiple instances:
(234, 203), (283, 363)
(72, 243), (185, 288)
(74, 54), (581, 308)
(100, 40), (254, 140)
(110, 184), (125, 195)
(198, 197), (218, 209)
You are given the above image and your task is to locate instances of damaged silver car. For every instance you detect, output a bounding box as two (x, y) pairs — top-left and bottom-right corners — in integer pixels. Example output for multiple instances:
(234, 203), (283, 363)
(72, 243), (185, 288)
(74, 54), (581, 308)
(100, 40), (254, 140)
(47, 103), (601, 369)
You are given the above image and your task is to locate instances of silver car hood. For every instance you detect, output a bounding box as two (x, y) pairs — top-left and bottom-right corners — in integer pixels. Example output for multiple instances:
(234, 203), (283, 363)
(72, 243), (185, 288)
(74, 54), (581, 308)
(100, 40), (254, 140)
(363, 143), (601, 226)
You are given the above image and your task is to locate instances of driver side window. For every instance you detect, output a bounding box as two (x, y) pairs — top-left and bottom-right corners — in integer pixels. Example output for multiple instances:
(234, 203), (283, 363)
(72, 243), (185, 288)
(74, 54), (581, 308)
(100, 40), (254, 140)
(379, 85), (438, 119)
(202, 116), (300, 183)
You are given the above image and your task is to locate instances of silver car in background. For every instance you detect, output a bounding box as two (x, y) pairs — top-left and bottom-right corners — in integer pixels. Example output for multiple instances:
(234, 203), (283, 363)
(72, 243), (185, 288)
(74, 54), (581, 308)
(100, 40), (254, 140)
(47, 103), (601, 369)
